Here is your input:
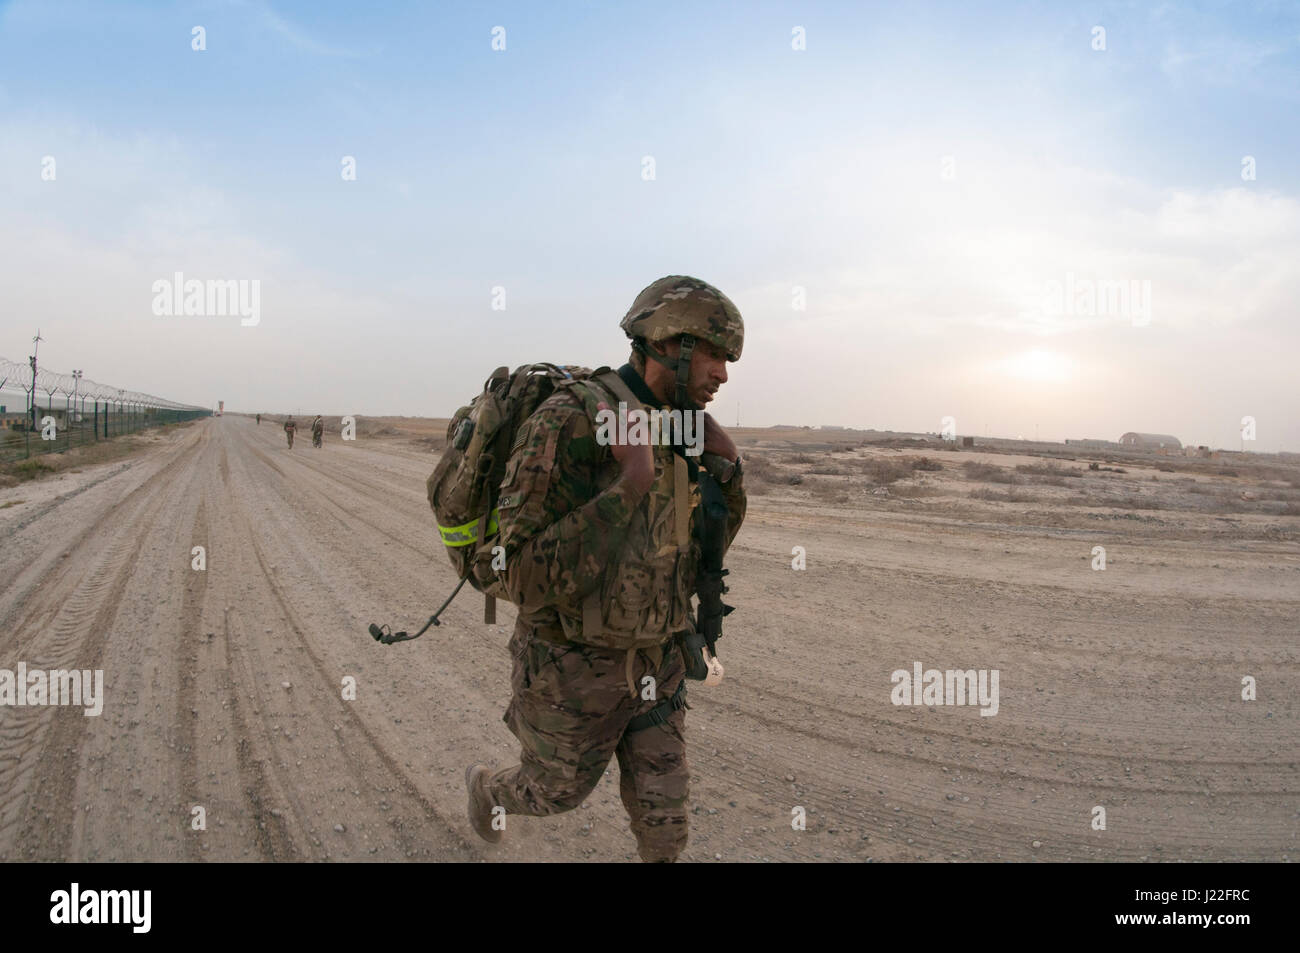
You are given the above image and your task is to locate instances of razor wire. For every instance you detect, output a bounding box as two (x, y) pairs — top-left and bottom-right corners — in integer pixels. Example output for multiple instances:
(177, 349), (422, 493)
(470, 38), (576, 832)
(0, 356), (207, 411)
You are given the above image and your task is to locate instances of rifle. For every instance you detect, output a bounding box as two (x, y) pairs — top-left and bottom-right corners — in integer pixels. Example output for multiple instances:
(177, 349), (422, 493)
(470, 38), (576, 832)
(681, 467), (733, 683)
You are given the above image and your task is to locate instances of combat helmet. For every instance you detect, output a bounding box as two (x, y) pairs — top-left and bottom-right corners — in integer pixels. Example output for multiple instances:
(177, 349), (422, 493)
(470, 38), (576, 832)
(620, 275), (743, 408)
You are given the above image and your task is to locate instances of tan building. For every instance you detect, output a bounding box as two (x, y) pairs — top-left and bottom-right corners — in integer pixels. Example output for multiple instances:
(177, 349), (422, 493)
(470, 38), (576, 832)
(1119, 432), (1182, 452)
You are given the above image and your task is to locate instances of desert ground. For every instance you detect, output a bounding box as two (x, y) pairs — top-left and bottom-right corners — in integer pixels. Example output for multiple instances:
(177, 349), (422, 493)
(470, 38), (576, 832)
(0, 415), (1295, 862)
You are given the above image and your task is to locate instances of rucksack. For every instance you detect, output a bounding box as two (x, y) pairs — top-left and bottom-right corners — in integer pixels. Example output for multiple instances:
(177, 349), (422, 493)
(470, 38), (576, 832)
(390, 362), (732, 685)
(426, 362), (630, 622)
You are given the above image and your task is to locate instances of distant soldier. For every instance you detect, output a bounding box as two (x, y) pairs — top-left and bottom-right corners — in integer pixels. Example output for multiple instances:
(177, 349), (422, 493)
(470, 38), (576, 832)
(284, 416), (296, 448)
(256, 413), (261, 425)
(311, 415), (324, 448)
(465, 276), (746, 863)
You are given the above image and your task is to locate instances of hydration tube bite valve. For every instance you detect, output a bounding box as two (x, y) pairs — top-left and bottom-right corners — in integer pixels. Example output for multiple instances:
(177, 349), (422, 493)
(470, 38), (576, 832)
(367, 576), (470, 646)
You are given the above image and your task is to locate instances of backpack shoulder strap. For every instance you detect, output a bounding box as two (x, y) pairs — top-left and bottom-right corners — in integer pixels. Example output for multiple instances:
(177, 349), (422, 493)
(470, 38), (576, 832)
(596, 369), (643, 415)
(561, 367), (645, 423)
(556, 368), (654, 639)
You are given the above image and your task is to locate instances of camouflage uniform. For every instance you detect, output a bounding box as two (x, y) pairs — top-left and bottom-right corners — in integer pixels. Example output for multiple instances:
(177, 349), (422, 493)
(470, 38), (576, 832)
(483, 278), (746, 862)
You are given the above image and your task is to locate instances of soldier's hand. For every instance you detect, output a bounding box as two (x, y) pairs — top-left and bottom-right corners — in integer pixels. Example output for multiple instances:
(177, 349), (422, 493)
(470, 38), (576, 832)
(597, 400), (654, 495)
(702, 412), (738, 461)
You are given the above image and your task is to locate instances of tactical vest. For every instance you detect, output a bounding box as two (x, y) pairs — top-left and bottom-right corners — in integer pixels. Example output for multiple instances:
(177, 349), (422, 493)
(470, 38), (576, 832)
(551, 373), (701, 651)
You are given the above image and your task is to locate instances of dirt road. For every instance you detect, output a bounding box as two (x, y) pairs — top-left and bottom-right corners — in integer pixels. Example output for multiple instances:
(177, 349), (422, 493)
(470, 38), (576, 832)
(0, 417), (1294, 861)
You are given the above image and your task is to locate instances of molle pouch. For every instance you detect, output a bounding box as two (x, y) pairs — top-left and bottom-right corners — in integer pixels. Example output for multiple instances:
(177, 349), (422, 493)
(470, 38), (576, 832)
(584, 553), (682, 650)
(646, 565), (674, 630)
(427, 369), (510, 595)
(604, 561), (654, 632)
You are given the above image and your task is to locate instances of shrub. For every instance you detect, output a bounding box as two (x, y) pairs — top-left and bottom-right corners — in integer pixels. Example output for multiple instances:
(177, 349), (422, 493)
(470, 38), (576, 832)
(13, 457), (56, 478)
(890, 484), (942, 498)
(809, 480), (850, 503)
(1254, 487), (1300, 502)
(743, 453), (779, 483)
(860, 457), (912, 484)
(1016, 462), (1081, 477)
(1062, 493), (1164, 511)
(969, 487), (1036, 503)
(962, 461), (1019, 484)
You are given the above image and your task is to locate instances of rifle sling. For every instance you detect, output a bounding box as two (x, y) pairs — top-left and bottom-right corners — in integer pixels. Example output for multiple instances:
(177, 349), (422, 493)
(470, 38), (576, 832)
(625, 679), (688, 734)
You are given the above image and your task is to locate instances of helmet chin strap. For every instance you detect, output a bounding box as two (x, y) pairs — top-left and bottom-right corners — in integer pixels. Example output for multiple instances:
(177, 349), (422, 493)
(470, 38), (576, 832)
(635, 335), (700, 411)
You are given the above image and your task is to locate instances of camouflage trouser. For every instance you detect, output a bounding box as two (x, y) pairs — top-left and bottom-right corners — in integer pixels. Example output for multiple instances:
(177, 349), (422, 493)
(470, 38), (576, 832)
(486, 620), (689, 862)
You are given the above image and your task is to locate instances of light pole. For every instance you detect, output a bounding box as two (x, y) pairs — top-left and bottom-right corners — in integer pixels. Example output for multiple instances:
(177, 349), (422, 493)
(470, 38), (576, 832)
(28, 357), (36, 432)
(72, 370), (82, 442)
(28, 329), (42, 433)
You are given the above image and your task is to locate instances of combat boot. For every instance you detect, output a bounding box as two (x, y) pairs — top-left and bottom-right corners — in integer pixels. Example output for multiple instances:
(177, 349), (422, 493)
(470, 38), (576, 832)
(465, 763), (503, 844)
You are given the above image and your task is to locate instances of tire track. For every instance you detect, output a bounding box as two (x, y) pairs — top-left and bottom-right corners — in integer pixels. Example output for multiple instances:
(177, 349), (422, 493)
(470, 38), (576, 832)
(175, 499), (209, 861)
(1, 521), (142, 858)
(247, 442), (435, 561)
(220, 608), (302, 861)
(218, 421), (470, 857)
(242, 524), (467, 854)
(0, 424), (207, 653)
(2, 425), (213, 860)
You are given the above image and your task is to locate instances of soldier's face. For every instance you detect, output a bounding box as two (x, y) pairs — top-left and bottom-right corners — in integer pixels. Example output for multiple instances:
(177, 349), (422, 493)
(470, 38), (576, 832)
(659, 338), (729, 407)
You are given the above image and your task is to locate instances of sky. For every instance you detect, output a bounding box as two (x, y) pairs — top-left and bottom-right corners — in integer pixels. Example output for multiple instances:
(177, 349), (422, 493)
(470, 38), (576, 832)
(1, 0), (1297, 451)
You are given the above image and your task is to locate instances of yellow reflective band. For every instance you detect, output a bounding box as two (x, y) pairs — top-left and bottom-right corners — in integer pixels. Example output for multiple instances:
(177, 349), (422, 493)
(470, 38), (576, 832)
(437, 509), (500, 547)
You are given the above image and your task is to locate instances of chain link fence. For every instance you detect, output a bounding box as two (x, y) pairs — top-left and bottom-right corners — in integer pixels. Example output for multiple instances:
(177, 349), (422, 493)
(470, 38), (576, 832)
(0, 357), (211, 465)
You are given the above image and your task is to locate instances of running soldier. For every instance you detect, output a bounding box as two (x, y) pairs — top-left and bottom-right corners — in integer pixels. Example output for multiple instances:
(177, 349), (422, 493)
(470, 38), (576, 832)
(466, 276), (746, 862)
(283, 416), (296, 448)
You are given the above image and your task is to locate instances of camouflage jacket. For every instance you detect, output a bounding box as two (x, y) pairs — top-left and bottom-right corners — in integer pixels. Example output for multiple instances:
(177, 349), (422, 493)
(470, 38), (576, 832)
(495, 366), (745, 650)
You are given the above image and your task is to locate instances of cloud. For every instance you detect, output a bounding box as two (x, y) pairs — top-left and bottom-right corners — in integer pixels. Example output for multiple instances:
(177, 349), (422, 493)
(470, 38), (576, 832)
(757, 144), (1300, 341)
(225, 0), (372, 58)
(1160, 35), (1295, 88)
